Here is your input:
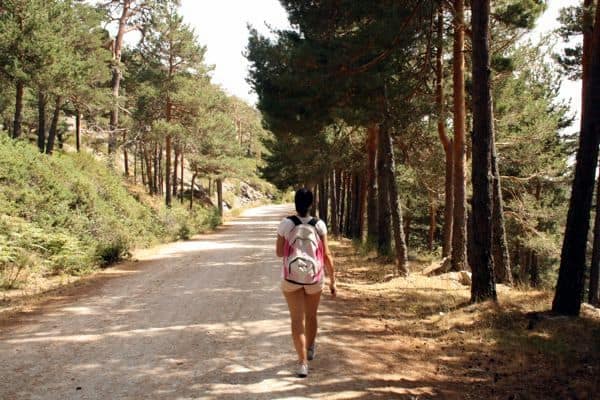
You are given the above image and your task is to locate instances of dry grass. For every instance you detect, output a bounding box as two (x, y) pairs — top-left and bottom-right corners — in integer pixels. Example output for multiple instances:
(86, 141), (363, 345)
(329, 237), (600, 399)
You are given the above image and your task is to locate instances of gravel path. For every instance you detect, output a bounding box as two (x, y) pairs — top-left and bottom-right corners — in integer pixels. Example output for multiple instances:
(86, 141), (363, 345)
(0, 205), (347, 399)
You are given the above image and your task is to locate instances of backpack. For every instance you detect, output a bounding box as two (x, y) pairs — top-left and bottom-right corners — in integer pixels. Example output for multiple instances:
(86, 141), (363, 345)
(283, 216), (325, 285)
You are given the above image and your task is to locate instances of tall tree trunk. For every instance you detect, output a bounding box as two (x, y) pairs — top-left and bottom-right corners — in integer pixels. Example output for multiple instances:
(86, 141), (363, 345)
(351, 174), (361, 239)
(75, 111), (81, 152)
(165, 99), (172, 207)
(190, 173), (197, 210)
(553, 2), (600, 316)
(377, 124), (392, 256)
(437, 7), (454, 258)
(108, 1), (131, 155)
(581, 0), (594, 122)
(470, 0), (497, 302)
(381, 120), (409, 275)
(216, 178), (224, 217)
(337, 169), (344, 234)
(530, 251), (540, 287)
(173, 145), (179, 197)
(366, 124), (379, 247)
(451, 0), (468, 271)
(12, 80), (24, 139)
(344, 173), (353, 238)
(339, 171), (346, 235)
(180, 148), (185, 203)
(330, 171), (339, 236)
(45, 96), (62, 155)
(319, 178), (328, 223)
(37, 91), (47, 153)
(357, 169), (367, 241)
(491, 114), (512, 285)
(589, 164), (600, 306)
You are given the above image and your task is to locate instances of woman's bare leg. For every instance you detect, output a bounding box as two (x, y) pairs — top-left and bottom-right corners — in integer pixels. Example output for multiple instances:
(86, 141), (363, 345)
(283, 289), (307, 364)
(304, 290), (322, 350)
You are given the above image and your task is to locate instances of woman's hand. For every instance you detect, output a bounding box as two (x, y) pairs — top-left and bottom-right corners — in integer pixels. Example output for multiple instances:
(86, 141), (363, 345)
(329, 281), (337, 298)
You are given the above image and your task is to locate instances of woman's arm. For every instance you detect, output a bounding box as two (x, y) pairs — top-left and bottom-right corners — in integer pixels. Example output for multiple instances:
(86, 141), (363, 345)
(276, 235), (285, 257)
(320, 235), (337, 298)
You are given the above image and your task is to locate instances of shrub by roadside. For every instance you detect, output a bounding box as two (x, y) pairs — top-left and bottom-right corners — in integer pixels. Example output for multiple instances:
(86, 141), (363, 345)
(0, 137), (220, 290)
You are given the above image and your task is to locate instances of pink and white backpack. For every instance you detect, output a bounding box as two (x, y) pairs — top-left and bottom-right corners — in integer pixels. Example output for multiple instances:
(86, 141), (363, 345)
(283, 216), (325, 285)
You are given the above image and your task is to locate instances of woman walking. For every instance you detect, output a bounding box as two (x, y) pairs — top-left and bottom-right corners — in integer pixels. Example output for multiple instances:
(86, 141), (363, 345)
(276, 188), (336, 378)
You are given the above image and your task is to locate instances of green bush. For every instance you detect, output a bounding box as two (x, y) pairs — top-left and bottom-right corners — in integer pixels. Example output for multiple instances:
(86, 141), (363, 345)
(0, 137), (221, 287)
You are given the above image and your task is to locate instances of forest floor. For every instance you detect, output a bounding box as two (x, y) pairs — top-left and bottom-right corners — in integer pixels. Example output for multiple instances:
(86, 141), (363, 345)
(0, 204), (599, 399)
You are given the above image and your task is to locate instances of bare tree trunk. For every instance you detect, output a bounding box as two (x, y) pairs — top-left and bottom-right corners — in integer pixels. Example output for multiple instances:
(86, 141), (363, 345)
(217, 178), (224, 217)
(470, 0), (497, 302)
(377, 124), (392, 256)
(436, 7), (454, 258)
(344, 173), (353, 237)
(553, 2), (600, 316)
(330, 171), (339, 236)
(37, 92), (47, 153)
(351, 174), (362, 239)
(12, 80), (24, 139)
(589, 164), (600, 305)
(380, 120), (409, 275)
(492, 133), (513, 284)
(45, 96), (62, 155)
(339, 171), (346, 235)
(319, 178), (328, 223)
(366, 124), (379, 247)
(180, 148), (185, 203)
(109, 1), (131, 155)
(357, 169), (367, 241)
(190, 173), (197, 211)
(451, 0), (468, 272)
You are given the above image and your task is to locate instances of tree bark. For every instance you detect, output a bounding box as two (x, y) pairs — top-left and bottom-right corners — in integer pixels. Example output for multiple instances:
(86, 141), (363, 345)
(190, 173), (197, 211)
(37, 92), (47, 153)
(581, 0), (593, 122)
(437, 7), (454, 258)
(451, 0), (468, 271)
(351, 174), (361, 240)
(330, 171), (339, 236)
(491, 117), (513, 285)
(552, 2), (600, 316)
(381, 121), (409, 275)
(344, 173), (353, 237)
(589, 164), (600, 306)
(470, 0), (497, 302)
(12, 80), (24, 139)
(173, 144), (179, 197)
(180, 148), (185, 203)
(377, 124), (392, 256)
(366, 124), (379, 247)
(357, 169), (367, 241)
(337, 169), (345, 235)
(45, 96), (62, 155)
(216, 178), (224, 216)
(319, 178), (328, 223)
(109, 1), (131, 155)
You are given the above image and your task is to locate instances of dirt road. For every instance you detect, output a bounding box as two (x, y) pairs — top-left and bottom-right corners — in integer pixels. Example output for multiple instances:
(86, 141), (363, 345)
(0, 205), (379, 400)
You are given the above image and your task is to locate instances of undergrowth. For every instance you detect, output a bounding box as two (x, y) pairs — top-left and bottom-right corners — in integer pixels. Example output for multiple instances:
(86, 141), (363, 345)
(0, 137), (220, 289)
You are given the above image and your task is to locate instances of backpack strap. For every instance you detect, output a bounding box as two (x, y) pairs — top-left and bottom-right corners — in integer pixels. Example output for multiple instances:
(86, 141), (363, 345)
(287, 215), (302, 226)
(308, 218), (319, 227)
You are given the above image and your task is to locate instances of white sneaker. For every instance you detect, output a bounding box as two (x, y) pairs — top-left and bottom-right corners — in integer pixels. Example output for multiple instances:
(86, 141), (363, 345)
(296, 363), (308, 378)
